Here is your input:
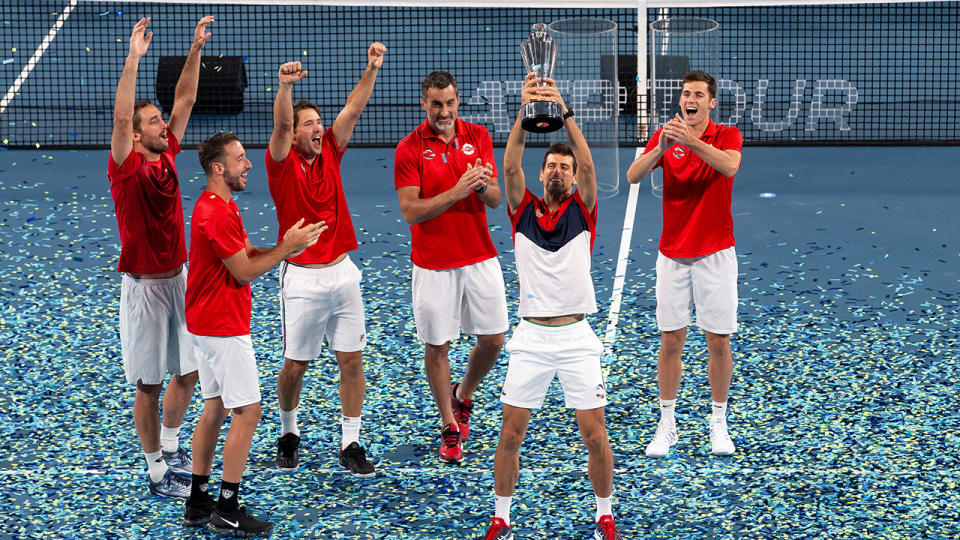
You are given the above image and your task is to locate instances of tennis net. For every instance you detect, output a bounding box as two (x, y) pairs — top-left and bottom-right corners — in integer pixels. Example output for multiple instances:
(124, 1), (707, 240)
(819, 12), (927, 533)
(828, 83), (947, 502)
(0, 1), (956, 148)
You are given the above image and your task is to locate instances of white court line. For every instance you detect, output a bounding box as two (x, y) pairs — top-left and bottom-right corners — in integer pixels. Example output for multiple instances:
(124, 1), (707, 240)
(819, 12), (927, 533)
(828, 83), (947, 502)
(602, 151), (644, 355)
(601, 1), (649, 357)
(0, 1), (78, 117)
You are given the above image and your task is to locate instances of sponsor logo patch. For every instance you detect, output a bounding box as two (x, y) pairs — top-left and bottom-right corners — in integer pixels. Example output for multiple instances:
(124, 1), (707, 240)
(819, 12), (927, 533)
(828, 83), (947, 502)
(423, 148), (436, 160)
(462, 143), (476, 156)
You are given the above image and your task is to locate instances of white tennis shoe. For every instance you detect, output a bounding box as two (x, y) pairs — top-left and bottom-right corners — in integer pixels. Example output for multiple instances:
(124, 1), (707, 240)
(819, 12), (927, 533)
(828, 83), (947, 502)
(709, 416), (736, 456)
(644, 419), (678, 458)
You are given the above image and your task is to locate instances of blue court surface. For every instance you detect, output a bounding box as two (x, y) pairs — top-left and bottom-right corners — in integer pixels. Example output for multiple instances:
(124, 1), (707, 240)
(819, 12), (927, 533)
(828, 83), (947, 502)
(1, 143), (958, 538)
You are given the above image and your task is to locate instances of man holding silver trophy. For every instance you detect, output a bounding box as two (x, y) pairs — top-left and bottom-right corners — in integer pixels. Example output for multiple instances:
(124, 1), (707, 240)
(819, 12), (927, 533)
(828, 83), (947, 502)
(480, 25), (623, 540)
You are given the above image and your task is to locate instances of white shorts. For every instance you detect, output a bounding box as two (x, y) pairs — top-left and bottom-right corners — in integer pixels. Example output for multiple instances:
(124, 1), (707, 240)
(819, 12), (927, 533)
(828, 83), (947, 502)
(119, 270), (198, 385)
(280, 256), (367, 361)
(656, 246), (739, 334)
(191, 334), (261, 410)
(412, 257), (509, 345)
(501, 319), (607, 410)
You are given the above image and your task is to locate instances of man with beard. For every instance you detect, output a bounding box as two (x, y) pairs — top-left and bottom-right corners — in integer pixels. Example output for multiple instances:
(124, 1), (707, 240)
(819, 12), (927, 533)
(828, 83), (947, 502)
(108, 15), (213, 498)
(626, 70), (743, 458)
(480, 75), (622, 540)
(183, 132), (324, 534)
(394, 71), (508, 464)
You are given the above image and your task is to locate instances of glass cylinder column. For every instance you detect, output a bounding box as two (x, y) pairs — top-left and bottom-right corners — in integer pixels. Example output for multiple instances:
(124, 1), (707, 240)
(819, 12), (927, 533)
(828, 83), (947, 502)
(648, 17), (719, 198)
(548, 18), (619, 199)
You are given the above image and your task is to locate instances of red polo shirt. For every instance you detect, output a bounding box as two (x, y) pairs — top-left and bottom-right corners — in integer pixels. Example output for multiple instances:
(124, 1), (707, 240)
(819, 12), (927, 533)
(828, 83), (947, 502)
(107, 131), (187, 273)
(394, 118), (498, 269)
(645, 120), (743, 258)
(265, 126), (358, 265)
(185, 191), (251, 337)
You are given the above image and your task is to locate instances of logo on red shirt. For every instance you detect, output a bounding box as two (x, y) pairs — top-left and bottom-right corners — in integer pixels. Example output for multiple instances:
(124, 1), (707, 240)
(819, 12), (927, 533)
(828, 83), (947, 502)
(672, 146), (687, 159)
(423, 148), (435, 160)
(462, 143), (476, 156)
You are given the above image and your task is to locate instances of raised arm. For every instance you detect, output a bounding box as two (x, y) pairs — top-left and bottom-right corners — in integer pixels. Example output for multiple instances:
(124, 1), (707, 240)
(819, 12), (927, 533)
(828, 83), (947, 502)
(332, 42), (386, 150)
(536, 78), (597, 212)
(268, 62), (308, 163)
(503, 77), (536, 212)
(221, 218), (325, 286)
(111, 17), (152, 166)
(166, 16), (214, 142)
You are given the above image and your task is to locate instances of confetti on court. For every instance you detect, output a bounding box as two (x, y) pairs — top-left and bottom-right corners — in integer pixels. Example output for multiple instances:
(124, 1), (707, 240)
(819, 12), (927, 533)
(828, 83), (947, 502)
(0, 149), (958, 538)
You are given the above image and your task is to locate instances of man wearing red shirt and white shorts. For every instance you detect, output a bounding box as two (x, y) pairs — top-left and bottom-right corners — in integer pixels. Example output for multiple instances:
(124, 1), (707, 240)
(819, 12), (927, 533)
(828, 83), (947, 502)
(394, 71), (508, 464)
(182, 132), (323, 535)
(627, 70), (743, 458)
(108, 15), (213, 499)
(265, 43), (386, 477)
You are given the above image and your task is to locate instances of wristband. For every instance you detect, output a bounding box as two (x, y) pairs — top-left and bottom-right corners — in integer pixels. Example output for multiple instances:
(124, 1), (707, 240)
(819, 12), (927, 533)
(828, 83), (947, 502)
(563, 108), (574, 120)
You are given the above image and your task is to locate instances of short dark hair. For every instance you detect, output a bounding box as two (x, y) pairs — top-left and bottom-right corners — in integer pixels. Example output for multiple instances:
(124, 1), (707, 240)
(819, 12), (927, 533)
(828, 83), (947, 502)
(683, 70), (716, 98)
(293, 99), (322, 129)
(132, 100), (155, 132)
(541, 142), (577, 174)
(421, 71), (458, 98)
(198, 131), (240, 175)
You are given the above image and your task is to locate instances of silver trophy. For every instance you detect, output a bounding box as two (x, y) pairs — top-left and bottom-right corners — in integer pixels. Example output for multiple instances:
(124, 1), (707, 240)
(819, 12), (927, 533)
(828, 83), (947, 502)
(520, 23), (564, 133)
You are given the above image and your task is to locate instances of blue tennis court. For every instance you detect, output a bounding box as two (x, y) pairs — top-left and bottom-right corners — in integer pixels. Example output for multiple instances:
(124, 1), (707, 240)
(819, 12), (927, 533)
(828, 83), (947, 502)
(1, 1), (959, 539)
(2, 143), (958, 538)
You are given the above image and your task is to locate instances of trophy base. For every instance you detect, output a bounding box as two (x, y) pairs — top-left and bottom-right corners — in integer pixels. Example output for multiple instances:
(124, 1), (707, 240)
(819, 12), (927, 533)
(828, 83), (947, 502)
(520, 101), (564, 133)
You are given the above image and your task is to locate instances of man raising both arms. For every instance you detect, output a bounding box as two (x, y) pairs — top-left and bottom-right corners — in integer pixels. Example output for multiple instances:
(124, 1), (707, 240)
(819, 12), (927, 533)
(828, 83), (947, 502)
(394, 71), (508, 463)
(481, 74), (622, 540)
(266, 43), (386, 476)
(626, 70), (743, 458)
(108, 15), (213, 498)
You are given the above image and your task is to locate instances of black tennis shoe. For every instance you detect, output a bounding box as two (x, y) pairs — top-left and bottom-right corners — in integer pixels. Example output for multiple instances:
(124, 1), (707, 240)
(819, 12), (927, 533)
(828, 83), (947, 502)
(207, 506), (274, 537)
(339, 442), (376, 478)
(275, 433), (300, 471)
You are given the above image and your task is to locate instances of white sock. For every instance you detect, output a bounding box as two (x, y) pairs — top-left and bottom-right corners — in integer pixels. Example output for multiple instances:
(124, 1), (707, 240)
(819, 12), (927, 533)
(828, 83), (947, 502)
(595, 495), (612, 521)
(280, 407), (299, 436)
(160, 424), (180, 453)
(712, 401), (727, 420)
(341, 415), (361, 448)
(145, 450), (168, 483)
(659, 398), (676, 424)
(494, 494), (512, 526)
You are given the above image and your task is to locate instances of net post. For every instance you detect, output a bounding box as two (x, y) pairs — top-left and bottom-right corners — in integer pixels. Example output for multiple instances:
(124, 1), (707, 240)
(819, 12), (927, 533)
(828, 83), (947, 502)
(636, 0), (648, 144)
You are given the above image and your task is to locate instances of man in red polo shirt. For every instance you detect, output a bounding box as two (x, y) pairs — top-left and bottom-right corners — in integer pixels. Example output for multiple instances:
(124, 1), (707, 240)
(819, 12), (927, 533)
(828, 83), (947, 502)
(182, 132), (323, 534)
(108, 15), (213, 498)
(627, 70), (743, 458)
(265, 43), (386, 476)
(394, 71), (508, 464)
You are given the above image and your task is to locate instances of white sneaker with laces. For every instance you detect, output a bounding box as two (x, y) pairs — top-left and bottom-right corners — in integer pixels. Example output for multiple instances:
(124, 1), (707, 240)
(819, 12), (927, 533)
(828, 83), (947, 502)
(710, 416), (736, 456)
(644, 419), (678, 458)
